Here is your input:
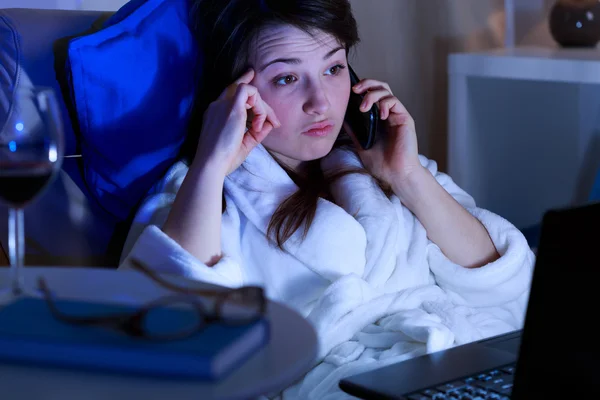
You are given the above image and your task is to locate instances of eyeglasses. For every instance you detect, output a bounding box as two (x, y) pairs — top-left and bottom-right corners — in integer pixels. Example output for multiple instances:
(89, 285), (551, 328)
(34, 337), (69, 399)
(36, 258), (267, 341)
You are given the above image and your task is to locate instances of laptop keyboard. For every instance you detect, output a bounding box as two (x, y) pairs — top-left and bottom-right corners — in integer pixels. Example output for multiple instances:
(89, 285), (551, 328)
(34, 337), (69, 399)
(405, 364), (516, 400)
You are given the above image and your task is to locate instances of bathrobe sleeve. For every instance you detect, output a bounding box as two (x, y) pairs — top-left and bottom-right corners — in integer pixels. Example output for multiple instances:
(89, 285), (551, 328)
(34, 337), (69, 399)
(118, 161), (246, 288)
(418, 155), (535, 309)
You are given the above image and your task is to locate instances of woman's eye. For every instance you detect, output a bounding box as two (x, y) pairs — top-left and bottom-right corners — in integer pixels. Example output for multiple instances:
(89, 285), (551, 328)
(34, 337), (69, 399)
(274, 75), (297, 86)
(326, 64), (346, 76)
(272, 65), (346, 87)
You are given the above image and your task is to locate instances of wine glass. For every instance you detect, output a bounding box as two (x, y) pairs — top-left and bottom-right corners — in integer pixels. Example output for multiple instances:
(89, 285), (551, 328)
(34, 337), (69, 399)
(0, 84), (64, 297)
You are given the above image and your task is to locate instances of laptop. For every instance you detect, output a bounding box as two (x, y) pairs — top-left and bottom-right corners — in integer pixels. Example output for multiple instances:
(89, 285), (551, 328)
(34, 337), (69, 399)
(340, 202), (600, 399)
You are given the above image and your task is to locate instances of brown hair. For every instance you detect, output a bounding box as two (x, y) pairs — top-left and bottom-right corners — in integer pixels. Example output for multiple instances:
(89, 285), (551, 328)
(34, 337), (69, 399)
(187, 0), (392, 250)
(266, 145), (393, 249)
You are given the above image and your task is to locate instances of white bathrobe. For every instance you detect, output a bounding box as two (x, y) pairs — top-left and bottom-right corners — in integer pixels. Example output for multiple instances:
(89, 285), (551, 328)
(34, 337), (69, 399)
(119, 144), (535, 399)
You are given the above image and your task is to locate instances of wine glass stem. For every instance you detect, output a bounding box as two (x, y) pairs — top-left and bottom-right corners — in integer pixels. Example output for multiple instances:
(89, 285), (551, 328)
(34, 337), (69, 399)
(8, 208), (25, 295)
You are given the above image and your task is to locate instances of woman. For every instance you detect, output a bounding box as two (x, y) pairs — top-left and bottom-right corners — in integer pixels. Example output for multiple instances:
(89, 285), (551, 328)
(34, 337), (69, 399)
(120, 0), (534, 397)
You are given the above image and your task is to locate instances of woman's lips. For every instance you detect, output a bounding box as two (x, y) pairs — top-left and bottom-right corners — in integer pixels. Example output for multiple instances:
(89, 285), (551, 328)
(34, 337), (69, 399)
(302, 121), (334, 137)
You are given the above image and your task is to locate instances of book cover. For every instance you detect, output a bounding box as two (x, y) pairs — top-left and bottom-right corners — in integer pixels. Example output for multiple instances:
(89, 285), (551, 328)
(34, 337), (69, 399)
(0, 297), (269, 380)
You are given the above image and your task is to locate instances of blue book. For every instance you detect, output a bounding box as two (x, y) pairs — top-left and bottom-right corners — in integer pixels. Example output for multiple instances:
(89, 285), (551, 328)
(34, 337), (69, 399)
(0, 297), (269, 380)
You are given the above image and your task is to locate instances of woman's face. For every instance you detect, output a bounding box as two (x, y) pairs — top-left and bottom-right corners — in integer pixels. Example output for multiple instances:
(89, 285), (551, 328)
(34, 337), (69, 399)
(248, 25), (351, 172)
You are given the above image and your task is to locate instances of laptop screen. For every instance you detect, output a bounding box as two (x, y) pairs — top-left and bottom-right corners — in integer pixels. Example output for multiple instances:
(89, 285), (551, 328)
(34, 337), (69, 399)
(512, 203), (600, 398)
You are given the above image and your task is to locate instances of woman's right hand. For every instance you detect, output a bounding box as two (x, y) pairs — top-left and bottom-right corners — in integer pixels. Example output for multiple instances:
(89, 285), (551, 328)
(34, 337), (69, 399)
(194, 68), (281, 176)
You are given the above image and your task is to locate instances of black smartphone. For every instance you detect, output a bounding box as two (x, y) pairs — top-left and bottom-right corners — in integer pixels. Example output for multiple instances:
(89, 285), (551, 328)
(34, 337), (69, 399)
(344, 64), (379, 150)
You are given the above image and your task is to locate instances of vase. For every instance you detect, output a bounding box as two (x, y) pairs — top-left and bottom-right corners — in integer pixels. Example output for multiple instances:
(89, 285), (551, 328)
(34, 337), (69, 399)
(549, 0), (600, 47)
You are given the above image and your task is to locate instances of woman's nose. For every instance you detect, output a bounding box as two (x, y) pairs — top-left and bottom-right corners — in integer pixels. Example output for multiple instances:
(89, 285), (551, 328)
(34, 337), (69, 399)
(303, 85), (331, 116)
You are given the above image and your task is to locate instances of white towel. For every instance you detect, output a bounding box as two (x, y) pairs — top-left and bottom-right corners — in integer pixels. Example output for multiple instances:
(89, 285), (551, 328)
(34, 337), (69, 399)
(120, 144), (535, 399)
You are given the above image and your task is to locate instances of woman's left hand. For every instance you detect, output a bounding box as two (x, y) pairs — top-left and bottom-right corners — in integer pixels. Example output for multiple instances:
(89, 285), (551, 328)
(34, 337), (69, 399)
(345, 78), (423, 189)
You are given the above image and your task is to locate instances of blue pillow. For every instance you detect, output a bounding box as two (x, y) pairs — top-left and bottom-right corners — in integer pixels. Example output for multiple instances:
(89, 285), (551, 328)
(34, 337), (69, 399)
(66, 0), (198, 220)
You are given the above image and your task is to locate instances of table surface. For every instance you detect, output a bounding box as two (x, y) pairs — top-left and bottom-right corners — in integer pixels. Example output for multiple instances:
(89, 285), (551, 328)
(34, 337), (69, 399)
(0, 267), (318, 400)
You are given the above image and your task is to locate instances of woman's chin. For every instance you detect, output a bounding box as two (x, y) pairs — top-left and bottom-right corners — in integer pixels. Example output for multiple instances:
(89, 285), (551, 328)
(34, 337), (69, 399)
(301, 142), (337, 161)
(264, 138), (339, 168)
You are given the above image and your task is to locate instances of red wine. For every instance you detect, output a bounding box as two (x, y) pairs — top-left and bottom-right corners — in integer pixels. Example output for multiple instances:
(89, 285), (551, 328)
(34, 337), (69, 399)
(0, 162), (54, 208)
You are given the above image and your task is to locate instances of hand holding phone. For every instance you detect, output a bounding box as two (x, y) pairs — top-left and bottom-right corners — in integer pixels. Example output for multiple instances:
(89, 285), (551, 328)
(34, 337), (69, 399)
(344, 65), (380, 150)
(342, 68), (423, 191)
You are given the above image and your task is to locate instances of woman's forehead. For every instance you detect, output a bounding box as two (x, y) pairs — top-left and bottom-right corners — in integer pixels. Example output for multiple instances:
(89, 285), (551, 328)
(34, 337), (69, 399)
(250, 25), (343, 61)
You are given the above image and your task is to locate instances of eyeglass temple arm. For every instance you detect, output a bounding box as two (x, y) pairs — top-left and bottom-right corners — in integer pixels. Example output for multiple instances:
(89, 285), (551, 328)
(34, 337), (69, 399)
(128, 257), (227, 297)
(129, 258), (267, 316)
(37, 278), (138, 326)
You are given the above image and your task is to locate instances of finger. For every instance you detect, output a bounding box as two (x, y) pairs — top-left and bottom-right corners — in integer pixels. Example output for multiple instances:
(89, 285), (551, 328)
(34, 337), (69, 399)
(359, 89), (392, 112)
(387, 101), (414, 128)
(382, 96), (411, 122)
(247, 89), (281, 131)
(219, 69), (256, 100)
(234, 84), (280, 134)
(236, 68), (255, 85)
(248, 91), (268, 133)
(232, 84), (264, 132)
(263, 101), (281, 129)
(378, 95), (400, 120)
(233, 83), (256, 124)
(241, 121), (275, 156)
(352, 79), (392, 95)
(247, 121), (274, 146)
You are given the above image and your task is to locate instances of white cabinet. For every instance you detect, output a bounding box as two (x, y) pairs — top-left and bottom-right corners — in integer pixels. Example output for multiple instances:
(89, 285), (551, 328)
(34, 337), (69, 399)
(448, 46), (600, 230)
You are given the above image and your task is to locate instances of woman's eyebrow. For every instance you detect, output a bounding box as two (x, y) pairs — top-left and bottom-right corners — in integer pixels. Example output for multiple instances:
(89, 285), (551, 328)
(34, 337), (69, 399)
(258, 46), (345, 72)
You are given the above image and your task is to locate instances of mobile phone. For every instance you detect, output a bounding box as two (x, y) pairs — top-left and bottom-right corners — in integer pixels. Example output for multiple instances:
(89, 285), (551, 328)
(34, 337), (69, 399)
(344, 64), (379, 150)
